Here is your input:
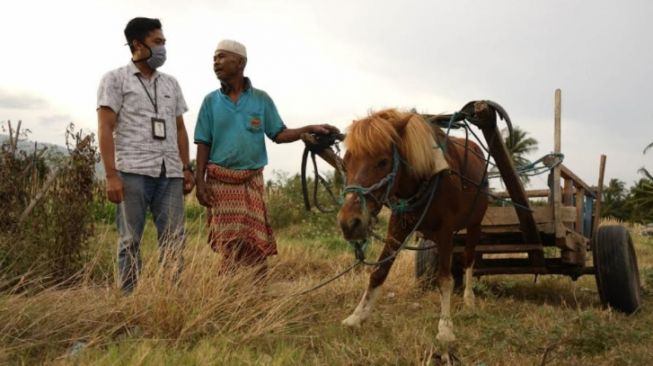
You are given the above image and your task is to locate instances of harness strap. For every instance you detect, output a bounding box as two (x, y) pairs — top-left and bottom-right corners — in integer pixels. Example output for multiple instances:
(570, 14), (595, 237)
(388, 170), (449, 214)
(342, 146), (401, 209)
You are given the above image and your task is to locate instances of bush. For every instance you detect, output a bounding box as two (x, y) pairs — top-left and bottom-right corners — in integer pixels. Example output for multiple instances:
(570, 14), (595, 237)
(0, 122), (98, 289)
(91, 182), (115, 224)
(265, 171), (341, 240)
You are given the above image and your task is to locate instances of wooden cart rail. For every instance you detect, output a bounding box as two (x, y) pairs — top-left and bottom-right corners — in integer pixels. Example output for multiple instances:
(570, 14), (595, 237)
(480, 206), (577, 235)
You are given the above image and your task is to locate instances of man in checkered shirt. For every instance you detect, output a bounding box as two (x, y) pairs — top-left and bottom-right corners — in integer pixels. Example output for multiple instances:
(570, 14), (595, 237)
(97, 17), (194, 292)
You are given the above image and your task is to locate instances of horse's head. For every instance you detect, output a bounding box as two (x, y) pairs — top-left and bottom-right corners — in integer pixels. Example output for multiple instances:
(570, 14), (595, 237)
(337, 109), (441, 241)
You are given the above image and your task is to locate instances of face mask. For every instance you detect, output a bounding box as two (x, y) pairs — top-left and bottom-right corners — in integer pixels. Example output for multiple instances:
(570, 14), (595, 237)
(146, 45), (167, 69)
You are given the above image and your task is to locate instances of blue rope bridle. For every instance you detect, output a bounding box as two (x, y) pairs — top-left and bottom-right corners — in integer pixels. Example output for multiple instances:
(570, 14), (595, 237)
(341, 146), (402, 213)
(341, 146), (402, 260)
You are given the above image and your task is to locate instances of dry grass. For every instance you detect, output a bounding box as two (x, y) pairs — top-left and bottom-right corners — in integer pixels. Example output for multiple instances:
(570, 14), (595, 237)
(1, 215), (652, 365)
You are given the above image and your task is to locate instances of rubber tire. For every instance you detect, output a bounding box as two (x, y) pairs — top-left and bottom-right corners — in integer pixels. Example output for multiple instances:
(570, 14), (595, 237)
(593, 225), (642, 314)
(415, 239), (464, 290)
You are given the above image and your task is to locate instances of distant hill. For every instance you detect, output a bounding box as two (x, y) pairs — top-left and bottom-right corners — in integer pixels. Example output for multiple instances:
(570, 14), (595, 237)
(0, 133), (68, 155)
(0, 134), (105, 178)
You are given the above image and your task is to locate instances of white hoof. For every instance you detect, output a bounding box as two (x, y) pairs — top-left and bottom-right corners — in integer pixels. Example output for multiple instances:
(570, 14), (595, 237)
(464, 291), (475, 308)
(436, 319), (456, 343)
(342, 314), (363, 327)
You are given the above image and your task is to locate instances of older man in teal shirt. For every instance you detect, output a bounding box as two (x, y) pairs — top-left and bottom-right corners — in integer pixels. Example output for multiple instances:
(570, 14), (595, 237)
(194, 39), (337, 274)
(194, 77), (286, 170)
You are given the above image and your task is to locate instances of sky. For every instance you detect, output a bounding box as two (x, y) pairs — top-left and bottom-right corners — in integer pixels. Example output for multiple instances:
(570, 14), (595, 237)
(1, 0), (652, 190)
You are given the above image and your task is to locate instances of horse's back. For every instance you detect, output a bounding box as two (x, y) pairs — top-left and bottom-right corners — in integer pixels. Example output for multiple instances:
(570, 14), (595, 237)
(428, 123), (487, 186)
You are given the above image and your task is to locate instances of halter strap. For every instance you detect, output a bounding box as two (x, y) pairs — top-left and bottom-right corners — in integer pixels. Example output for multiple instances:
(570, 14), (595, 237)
(342, 146), (401, 209)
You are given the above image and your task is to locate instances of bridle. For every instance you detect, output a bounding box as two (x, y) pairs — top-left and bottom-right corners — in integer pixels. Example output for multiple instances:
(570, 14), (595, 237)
(341, 145), (402, 216)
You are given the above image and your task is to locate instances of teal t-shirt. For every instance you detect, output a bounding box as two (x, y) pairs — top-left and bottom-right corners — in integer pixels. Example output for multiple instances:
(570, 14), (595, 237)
(194, 80), (286, 170)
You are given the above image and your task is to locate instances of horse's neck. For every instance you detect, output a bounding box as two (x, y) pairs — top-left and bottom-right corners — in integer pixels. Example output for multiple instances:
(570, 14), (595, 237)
(395, 167), (422, 199)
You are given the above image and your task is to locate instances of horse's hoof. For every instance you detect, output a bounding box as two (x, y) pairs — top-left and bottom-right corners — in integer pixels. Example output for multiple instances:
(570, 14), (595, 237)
(463, 292), (475, 308)
(429, 352), (445, 366)
(436, 319), (456, 343)
(342, 314), (363, 327)
(429, 351), (459, 366)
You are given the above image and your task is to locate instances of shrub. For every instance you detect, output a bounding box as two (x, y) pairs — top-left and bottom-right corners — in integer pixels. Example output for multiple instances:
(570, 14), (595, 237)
(0, 122), (98, 289)
(265, 171), (341, 240)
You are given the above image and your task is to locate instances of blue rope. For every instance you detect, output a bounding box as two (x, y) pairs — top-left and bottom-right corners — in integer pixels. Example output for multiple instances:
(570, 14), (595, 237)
(342, 146), (401, 206)
(487, 152), (564, 179)
(360, 173), (443, 266)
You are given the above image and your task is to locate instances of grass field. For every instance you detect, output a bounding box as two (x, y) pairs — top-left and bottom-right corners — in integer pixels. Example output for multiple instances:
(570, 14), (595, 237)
(1, 203), (652, 365)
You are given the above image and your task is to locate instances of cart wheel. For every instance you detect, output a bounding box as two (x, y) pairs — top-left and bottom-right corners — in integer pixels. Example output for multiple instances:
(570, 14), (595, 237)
(415, 239), (464, 290)
(593, 225), (642, 314)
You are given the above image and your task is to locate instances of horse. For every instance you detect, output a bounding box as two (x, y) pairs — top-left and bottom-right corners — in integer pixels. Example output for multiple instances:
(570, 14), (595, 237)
(337, 108), (488, 347)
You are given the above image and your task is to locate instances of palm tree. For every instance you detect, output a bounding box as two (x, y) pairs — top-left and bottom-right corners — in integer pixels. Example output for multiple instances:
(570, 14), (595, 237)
(628, 178), (653, 223)
(630, 142), (653, 222)
(491, 126), (539, 185)
(640, 142), (653, 180)
(601, 178), (628, 220)
(504, 126), (538, 168)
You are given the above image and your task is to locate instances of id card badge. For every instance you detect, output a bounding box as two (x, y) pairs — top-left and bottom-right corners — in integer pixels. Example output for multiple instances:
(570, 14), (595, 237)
(151, 117), (166, 140)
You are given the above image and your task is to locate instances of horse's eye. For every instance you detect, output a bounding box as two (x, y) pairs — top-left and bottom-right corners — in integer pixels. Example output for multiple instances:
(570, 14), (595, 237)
(377, 159), (389, 168)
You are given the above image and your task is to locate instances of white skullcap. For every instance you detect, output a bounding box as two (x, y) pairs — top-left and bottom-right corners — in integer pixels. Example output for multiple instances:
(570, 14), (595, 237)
(215, 39), (247, 58)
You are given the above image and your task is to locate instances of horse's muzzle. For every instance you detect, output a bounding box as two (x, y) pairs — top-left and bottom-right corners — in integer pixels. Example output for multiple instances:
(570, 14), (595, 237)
(337, 194), (370, 241)
(339, 216), (368, 240)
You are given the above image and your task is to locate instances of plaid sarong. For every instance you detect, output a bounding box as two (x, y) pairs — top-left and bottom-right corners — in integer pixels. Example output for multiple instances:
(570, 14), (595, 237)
(206, 164), (277, 257)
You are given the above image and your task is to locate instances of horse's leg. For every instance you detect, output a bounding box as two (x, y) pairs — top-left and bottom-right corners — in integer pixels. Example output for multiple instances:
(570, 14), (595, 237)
(435, 230), (456, 343)
(342, 218), (406, 327)
(463, 224), (480, 308)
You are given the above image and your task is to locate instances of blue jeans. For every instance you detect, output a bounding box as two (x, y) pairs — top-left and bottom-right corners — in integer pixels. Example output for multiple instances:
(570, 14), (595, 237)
(116, 171), (185, 292)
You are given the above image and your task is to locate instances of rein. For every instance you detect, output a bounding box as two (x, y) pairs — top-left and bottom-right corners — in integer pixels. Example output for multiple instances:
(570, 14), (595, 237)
(301, 133), (345, 213)
(289, 260), (362, 297)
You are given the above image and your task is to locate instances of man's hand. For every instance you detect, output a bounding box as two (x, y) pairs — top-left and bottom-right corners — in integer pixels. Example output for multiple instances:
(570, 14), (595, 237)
(309, 124), (340, 135)
(195, 181), (212, 207)
(274, 124), (341, 144)
(183, 170), (195, 195)
(106, 174), (124, 203)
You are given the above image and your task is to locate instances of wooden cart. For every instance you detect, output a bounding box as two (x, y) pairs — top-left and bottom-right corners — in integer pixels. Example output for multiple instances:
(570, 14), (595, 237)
(415, 90), (642, 314)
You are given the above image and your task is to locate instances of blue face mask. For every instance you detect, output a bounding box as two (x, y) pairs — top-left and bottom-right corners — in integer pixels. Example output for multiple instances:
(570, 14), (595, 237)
(146, 45), (166, 69)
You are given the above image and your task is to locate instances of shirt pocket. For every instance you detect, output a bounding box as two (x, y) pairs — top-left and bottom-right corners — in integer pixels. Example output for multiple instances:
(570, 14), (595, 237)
(159, 93), (177, 118)
(245, 111), (264, 133)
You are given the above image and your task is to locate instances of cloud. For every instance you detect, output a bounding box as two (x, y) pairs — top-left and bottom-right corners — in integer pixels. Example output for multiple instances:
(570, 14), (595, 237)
(0, 89), (49, 109)
(39, 114), (74, 126)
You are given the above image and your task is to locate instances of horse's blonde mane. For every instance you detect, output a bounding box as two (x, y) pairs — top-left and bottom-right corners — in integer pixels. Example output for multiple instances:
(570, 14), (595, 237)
(344, 109), (441, 179)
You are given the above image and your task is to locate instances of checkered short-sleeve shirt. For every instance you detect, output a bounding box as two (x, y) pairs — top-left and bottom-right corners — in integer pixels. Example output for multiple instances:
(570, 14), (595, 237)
(97, 62), (188, 178)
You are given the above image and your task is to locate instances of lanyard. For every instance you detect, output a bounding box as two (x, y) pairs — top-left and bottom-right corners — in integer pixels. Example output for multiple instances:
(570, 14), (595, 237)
(136, 75), (158, 115)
